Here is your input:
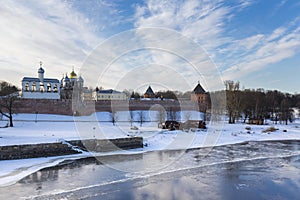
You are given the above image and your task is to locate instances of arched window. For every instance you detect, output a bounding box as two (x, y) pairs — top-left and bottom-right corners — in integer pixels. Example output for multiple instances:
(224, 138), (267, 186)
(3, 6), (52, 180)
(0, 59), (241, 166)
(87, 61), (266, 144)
(40, 82), (44, 92)
(25, 83), (29, 91)
(47, 83), (51, 92)
(32, 82), (36, 92)
(53, 84), (58, 93)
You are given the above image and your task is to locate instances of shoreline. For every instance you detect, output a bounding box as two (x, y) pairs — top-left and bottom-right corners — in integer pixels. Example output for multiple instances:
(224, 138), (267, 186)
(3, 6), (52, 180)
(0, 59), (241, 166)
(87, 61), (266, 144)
(0, 137), (143, 160)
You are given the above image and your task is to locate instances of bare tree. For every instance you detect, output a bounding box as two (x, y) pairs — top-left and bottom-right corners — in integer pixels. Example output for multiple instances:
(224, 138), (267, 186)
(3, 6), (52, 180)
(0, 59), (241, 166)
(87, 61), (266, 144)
(123, 89), (133, 98)
(0, 81), (19, 127)
(110, 110), (118, 126)
(209, 90), (227, 121)
(137, 110), (145, 127)
(225, 80), (241, 124)
(129, 110), (135, 127)
(157, 107), (166, 124)
(167, 107), (178, 121)
(279, 95), (293, 125)
(184, 111), (191, 121)
(131, 91), (141, 100)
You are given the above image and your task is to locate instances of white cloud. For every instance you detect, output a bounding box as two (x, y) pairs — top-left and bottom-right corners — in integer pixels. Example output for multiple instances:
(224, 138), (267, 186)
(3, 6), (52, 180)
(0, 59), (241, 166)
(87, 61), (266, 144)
(131, 0), (254, 90)
(80, 27), (220, 92)
(222, 20), (300, 80)
(267, 27), (286, 42)
(236, 34), (265, 50)
(134, 0), (232, 51)
(276, 0), (288, 10)
(133, 0), (300, 86)
(0, 0), (107, 86)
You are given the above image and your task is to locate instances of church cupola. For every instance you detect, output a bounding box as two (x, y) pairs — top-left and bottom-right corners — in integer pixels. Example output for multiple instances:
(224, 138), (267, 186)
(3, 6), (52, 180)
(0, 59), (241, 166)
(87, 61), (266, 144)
(38, 61), (45, 82)
(69, 66), (77, 79)
(77, 75), (84, 88)
(63, 74), (70, 87)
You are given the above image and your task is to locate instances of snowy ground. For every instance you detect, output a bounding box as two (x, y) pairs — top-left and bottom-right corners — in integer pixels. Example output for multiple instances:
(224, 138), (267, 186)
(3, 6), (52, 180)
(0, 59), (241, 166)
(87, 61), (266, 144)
(1, 111), (300, 186)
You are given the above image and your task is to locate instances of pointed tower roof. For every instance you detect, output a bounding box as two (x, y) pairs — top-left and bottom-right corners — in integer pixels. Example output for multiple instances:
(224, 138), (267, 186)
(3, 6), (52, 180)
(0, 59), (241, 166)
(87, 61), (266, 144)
(193, 81), (206, 94)
(144, 85), (155, 95)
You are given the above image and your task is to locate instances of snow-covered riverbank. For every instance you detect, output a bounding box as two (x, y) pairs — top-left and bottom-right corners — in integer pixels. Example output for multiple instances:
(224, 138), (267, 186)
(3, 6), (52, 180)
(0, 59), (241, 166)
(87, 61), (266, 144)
(1, 112), (300, 187)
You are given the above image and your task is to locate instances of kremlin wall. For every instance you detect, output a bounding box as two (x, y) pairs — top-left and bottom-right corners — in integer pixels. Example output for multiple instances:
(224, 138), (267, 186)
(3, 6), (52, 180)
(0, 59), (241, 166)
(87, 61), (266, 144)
(15, 98), (202, 116)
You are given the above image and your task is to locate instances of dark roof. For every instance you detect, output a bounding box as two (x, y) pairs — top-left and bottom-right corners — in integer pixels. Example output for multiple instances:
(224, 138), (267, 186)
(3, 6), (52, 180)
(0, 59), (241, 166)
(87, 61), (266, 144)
(193, 82), (206, 94)
(22, 77), (40, 82)
(97, 89), (121, 94)
(22, 77), (60, 83)
(144, 86), (154, 95)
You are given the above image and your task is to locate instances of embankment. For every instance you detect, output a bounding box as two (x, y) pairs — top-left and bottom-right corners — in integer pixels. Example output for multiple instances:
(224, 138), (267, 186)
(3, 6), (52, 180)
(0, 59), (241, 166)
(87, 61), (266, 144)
(0, 137), (143, 160)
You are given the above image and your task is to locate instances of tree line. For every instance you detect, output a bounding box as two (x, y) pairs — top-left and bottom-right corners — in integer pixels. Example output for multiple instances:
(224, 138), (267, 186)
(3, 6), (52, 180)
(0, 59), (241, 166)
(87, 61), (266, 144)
(210, 80), (299, 125)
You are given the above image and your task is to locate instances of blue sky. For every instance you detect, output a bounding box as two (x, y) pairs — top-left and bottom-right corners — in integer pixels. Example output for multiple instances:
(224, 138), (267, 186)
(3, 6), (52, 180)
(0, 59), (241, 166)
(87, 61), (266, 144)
(0, 0), (299, 93)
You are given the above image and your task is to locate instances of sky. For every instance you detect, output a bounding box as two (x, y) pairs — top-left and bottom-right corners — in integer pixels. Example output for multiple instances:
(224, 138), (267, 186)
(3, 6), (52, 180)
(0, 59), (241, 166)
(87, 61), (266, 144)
(0, 0), (299, 93)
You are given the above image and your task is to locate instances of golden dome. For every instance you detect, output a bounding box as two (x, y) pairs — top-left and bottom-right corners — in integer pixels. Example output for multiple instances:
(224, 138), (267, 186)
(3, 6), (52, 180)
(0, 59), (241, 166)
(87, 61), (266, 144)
(69, 67), (77, 78)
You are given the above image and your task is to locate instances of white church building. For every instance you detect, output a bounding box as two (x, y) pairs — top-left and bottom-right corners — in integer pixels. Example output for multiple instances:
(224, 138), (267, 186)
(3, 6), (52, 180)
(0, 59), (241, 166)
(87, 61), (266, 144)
(21, 62), (60, 99)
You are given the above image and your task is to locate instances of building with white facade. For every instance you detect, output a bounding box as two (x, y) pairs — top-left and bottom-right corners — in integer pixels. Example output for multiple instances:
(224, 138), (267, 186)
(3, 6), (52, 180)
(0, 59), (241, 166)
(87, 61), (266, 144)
(21, 62), (60, 99)
(93, 89), (127, 101)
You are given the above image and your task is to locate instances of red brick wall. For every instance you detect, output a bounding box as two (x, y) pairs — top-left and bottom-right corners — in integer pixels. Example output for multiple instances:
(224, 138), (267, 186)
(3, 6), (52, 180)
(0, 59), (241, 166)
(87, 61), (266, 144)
(15, 99), (73, 115)
(14, 99), (202, 116)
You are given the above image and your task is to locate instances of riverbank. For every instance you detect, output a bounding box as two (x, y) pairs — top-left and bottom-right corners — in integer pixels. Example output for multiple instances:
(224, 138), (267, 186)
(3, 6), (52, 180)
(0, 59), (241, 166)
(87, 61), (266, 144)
(0, 137), (143, 160)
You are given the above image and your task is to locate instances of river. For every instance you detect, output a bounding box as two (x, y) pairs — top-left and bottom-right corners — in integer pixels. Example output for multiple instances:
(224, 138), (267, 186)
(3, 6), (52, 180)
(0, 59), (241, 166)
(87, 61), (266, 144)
(0, 140), (300, 200)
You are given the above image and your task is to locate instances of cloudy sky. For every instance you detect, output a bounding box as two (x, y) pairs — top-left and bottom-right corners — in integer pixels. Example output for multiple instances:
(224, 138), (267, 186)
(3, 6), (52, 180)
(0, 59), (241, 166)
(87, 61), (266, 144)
(0, 0), (299, 93)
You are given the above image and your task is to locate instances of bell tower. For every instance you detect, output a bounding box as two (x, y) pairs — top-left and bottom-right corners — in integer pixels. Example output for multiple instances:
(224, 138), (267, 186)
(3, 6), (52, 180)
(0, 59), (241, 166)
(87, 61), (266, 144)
(38, 61), (45, 82)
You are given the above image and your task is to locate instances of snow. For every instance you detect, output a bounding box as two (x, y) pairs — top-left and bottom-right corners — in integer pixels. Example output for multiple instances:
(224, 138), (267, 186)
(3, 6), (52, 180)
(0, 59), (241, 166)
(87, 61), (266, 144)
(1, 111), (300, 187)
(0, 153), (91, 187)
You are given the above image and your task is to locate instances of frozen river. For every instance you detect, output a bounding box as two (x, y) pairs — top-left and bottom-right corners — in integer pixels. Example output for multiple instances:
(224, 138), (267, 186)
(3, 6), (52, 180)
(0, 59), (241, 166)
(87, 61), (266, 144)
(1, 140), (300, 200)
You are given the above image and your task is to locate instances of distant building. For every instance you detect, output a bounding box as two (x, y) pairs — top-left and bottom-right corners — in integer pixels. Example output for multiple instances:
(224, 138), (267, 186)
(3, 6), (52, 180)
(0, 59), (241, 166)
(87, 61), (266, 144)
(144, 86), (155, 98)
(93, 88), (127, 101)
(60, 67), (84, 99)
(21, 62), (60, 99)
(190, 81), (208, 105)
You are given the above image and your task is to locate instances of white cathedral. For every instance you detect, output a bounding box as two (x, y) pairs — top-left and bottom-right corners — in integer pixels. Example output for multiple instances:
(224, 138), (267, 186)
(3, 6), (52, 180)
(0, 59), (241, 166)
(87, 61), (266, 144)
(21, 62), (60, 99)
(21, 62), (84, 100)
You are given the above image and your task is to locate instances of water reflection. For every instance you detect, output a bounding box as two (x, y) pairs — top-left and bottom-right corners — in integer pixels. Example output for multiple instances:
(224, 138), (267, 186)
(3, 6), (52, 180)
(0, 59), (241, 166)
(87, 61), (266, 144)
(20, 169), (59, 184)
(129, 156), (300, 200)
(133, 176), (218, 200)
(83, 155), (300, 200)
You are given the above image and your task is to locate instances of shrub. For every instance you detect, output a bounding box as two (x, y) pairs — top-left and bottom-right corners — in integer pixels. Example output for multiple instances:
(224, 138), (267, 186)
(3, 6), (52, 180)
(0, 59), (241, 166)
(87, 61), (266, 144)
(262, 126), (278, 133)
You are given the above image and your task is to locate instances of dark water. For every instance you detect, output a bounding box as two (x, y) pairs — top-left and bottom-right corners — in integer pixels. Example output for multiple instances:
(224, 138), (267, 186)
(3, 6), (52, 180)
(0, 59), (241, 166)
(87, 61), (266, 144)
(1, 140), (300, 200)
